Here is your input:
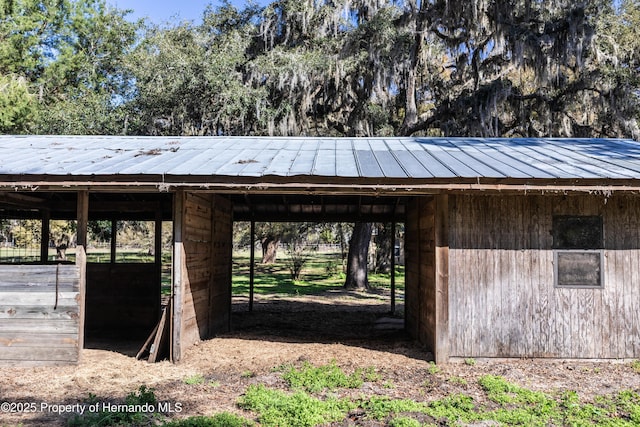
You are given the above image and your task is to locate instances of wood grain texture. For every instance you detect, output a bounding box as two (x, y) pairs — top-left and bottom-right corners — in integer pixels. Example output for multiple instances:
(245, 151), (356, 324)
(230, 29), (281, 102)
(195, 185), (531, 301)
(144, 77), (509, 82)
(0, 264), (80, 365)
(405, 195), (449, 362)
(449, 194), (640, 359)
(175, 193), (232, 361)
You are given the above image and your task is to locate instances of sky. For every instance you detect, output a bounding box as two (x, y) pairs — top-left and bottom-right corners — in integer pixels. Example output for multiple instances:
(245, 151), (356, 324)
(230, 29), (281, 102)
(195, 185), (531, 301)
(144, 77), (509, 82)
(105, 0), (267, 25)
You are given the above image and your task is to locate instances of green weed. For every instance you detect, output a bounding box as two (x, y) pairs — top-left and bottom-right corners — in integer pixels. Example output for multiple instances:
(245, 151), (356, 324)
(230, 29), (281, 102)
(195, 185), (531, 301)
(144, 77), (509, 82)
(238, 384), (354, 427)
(357, 395), (428, 420)
(426, 393), (479, 423)
(234, 373), (640, 427)
(184, 374), (206, 385)
(427, 362), (440, 375)
(447, 376), (467, 385)
(282, 361), (376, 392)
(631, 360), (640, 374)
(478, 375), (549, 406)
(388, 416), (423, 427)
(68, 385), (158, 427)
(162, 412), (254, 426)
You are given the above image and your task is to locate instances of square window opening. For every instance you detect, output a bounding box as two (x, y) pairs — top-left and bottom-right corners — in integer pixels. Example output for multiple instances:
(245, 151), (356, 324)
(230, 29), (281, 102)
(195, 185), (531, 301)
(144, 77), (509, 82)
(552, 215), (604, 289)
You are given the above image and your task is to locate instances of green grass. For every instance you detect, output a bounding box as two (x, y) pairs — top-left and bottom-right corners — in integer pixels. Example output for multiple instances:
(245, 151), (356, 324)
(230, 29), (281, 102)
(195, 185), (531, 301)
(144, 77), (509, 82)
(281, 360), (380, 393)
(232, 251), (404, 296)
(67, 367), (640, 427)
(236, 365), (640, 427)
(1, 248), (402, 298)
(238, 384), (354, 427)
(68, 385), (159, 427)
(162, 413), (254, 427)
(183, 374), (206, 385)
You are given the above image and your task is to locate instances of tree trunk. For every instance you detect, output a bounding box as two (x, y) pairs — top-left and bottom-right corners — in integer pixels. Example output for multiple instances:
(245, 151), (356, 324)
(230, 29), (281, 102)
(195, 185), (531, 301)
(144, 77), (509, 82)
(374, 223), (392, 274)
(344, 222), (372, 290)
(399, 1), (428, 136)
(261, 236), (279, 264)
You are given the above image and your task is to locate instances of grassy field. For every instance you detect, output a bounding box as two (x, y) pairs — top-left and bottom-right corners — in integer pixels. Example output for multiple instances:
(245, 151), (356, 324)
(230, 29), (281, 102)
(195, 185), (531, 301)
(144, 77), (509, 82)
(0, 246), (159, 264)
(232, 250), (404, 296)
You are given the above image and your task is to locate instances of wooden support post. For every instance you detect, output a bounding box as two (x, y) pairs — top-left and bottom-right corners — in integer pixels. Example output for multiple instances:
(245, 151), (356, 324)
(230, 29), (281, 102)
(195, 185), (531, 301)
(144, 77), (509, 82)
(434, 195), (449, 363)
(76, 190), (89, 360)
(110, 218), (117, 263)
(40, 210), (50, 262)
(171, 191), (185, 363)
(391, 221), (396, 315)
(249, 220), (255, 312)
(155, 210), (163, 317)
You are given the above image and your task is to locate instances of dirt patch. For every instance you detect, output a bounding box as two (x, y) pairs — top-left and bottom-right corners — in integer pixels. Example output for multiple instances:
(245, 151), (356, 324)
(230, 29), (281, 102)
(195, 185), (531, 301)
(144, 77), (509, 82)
(1, 291), (640, 426)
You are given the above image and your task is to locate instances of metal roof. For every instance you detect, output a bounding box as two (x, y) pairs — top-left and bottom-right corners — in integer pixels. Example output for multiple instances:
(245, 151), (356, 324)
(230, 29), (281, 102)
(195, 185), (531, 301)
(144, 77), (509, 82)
(2, 135), (640, 181)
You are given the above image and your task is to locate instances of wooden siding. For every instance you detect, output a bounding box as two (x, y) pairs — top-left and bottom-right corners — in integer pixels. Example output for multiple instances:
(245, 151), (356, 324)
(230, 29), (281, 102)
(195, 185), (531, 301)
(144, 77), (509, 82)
(405, 195), (449, 362)
(173, 193), (232, 361)
(0, 264), (80, 366)
(449, 194), (640, 358)
(85, 263), (159, 336)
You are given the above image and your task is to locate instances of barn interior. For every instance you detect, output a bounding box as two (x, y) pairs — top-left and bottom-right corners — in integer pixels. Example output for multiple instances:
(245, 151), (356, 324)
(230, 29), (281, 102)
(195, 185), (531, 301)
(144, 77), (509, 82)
(227, 193), (408, 346)
(0, 190), (410, 359)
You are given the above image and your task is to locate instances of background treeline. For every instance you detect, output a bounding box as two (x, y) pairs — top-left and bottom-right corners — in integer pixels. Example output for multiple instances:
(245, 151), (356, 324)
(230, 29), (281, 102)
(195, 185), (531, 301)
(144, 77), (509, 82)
(1, 0), (638, 140)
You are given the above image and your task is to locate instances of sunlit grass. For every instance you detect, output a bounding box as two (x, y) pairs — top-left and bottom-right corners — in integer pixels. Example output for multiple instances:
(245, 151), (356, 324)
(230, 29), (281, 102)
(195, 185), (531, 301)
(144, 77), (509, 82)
(232, 250), (404, 296)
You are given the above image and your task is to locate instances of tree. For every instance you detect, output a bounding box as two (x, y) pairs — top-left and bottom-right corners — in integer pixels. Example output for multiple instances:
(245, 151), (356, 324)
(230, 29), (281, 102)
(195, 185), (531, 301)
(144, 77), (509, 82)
(344, 222), (372, 290)
(0, 0), (140, 134)
(0, 74), (35, 133)
(397, 0), (639, 138)
(127, 2), (264, 135)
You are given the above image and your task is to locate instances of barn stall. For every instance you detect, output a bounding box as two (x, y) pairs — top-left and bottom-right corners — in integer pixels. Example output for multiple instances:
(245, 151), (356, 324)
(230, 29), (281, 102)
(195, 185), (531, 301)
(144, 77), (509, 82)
(1, 135), (640, 365)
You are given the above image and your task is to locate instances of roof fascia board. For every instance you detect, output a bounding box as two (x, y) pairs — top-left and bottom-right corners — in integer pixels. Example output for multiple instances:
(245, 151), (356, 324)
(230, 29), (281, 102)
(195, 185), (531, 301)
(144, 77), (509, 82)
(1, 178), (639, 195)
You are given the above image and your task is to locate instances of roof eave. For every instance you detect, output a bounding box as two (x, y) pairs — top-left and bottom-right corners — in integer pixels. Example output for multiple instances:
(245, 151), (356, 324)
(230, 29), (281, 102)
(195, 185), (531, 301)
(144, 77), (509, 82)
(2, 174), (640, 196)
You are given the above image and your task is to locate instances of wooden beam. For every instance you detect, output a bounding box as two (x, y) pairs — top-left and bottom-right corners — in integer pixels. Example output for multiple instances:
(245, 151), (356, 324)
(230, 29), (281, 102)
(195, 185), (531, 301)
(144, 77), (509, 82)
(0, 193), (49, 209)
(110, 218), (117, 263)
(40, 210), (50, 262)
(155, 210), (163, 319)
(249, 220), (255, 312)
(171, 191), (185, 362)
(391, 221), (396, 315)
(76, 190), (89, 362)
(434, 194), (449, 363)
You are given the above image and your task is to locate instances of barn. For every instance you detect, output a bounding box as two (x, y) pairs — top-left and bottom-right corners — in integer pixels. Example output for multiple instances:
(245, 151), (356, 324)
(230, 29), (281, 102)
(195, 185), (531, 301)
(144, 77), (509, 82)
(1, 135), (640, 366)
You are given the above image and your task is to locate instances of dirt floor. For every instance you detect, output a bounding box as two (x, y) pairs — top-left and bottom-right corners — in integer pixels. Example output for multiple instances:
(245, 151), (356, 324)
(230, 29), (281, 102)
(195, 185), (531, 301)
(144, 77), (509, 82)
(2, 291), (640, 426)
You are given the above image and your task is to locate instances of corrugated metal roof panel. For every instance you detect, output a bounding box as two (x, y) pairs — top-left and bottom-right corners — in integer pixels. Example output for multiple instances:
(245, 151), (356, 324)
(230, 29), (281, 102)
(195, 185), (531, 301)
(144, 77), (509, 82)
(335, 147), (359, 177)
(355, 150), (384, 177)
(289, 149), (317, 176)
(374, 150), (407, 178)
(313, 148), (337, 176)
(1, 135), (640, 182)
(391, 151), (434, 178)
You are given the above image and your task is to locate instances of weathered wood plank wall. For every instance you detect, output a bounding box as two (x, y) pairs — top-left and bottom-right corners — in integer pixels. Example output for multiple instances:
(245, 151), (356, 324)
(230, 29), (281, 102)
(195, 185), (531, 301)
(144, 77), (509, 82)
(175, 193), (232, 360)
(0, 264), (80, 366)
(209, 195), (232, 334)
(449, 194), (640, 359)
(405, 195), (449, 362)
(85, 263), (159, 336)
